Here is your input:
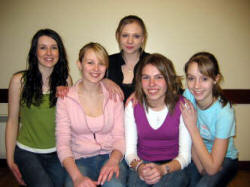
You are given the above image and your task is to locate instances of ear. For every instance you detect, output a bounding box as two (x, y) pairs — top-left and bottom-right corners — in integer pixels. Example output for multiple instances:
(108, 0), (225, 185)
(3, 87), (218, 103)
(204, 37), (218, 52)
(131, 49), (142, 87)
(76, 60), (82, 71)
(214, 74), (221, 84)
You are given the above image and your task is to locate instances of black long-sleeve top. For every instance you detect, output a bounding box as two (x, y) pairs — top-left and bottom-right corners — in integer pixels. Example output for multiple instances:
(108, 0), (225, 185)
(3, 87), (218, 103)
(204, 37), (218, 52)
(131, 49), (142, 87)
(106, 51), (149, 102)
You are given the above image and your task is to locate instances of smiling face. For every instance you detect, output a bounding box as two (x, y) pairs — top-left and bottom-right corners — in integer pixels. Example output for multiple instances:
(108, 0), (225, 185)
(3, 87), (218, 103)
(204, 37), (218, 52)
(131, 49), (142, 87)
(186, 62), (217, 106)
(118, 22), (144, 55)
(78, 49), (107, 83)
(36, 35), (59, 69)
(141, 64), (167, 105)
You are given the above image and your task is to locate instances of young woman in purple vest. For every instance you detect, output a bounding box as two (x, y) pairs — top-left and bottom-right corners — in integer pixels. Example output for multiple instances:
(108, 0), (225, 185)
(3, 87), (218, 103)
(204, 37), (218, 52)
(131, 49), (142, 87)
(125, 53), (192, 187)
(180, 52), (238, 187)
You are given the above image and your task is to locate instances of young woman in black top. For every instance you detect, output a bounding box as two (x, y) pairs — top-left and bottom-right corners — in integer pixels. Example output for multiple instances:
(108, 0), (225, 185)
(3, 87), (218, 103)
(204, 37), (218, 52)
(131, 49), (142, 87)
(107, 15), (149, 101)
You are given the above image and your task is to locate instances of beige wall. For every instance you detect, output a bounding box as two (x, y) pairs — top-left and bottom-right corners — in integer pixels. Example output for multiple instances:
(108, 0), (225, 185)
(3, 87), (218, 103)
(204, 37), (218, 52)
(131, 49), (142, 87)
(0, 0), (249, 160)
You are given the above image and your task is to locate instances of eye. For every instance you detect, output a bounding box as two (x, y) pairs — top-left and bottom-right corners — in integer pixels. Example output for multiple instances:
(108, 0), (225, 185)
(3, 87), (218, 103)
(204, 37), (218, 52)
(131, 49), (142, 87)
(187, 76), (194, 81)
(39, 46), (46, 50)
(52, 45), (58, 50)
(99, 61), (106, 66)
(141, 75), (149, 80)
(87, 61), (94, 65)
(121, 34), (128, 38)
(201, 76), (209, 81)
(155, 75), (164, 79)
(134, 34), (141, 39)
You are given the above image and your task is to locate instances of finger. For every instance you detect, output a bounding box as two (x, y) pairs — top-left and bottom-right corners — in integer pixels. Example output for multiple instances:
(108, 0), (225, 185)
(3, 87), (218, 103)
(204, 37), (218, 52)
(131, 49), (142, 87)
(113, 92), (117, 102)
(107, 170), (114, 181)
(12, 165), (25, 185)
(145, 175), (161, 185)
(115, 168), (119, 178)
(100, 172), (108, 185)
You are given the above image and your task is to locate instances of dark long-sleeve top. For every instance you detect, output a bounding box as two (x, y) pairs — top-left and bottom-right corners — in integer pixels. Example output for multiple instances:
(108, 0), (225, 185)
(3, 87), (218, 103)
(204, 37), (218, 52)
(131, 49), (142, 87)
(106, 51), (149, 102)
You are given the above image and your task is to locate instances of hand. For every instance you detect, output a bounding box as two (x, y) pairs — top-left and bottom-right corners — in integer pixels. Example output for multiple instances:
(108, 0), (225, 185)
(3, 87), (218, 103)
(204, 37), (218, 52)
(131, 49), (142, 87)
(97, 158), (120, 185)
(102, 79), (124, 102)
(138, 163), (164, 185)
(73, 175), (97, 187)
(180, 99), (197, 131)
(8, 161), (26, 186)
(56, 86), (69, 99)
(125, 92), (138, 107)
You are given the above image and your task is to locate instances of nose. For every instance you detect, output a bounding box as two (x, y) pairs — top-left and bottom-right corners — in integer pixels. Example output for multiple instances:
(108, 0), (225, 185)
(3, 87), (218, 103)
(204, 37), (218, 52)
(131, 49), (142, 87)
(149, 78), (155, 86)
(194, 79), (200, 89)
(94, 64), (99, 71)
(128, 36), (133, 44)
(46, 48), (52, 55)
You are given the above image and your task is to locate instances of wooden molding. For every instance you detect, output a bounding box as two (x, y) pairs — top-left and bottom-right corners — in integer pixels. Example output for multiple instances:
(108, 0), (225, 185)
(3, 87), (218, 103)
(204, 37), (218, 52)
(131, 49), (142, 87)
(223, 89), (250, 104)
(1, 88), (250, 104)
(0, 89), (8, 103)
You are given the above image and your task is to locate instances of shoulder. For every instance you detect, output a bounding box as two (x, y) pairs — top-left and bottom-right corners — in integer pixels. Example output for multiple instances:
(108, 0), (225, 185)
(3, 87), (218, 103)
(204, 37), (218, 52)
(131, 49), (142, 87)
(217, 102), (234, 118)
(125, 101), (134, 113)
(141, 51), (150, 57)
(109, 53), (121, 62)
(9, 72), (24, 89)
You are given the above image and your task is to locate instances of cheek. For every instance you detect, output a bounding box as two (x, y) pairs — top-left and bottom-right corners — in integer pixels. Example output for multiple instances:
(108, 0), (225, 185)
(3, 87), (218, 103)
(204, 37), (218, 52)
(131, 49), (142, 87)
(205, 82), (214, 91)
(141, 80), (148, 89)
(186, 81), (194, 89)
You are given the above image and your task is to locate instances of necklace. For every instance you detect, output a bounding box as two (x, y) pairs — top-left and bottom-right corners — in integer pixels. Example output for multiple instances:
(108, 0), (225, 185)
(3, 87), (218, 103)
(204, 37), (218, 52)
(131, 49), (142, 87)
(198, 97), (216, 110)
(127, 65), (134, 73)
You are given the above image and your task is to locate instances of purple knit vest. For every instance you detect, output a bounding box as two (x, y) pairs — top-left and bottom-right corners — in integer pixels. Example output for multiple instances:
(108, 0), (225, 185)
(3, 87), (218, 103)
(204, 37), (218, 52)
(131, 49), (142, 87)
(134, 96), (183, 161)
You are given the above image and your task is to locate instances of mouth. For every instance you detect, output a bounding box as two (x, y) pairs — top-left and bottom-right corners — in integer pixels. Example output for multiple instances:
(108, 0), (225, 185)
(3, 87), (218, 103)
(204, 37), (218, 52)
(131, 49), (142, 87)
(192, 90), (204, 96)
(125, 46), (134, 50)
(44, 57), (55, 62)
(147, 88), (159, 95)
(90, 72), (102, 78)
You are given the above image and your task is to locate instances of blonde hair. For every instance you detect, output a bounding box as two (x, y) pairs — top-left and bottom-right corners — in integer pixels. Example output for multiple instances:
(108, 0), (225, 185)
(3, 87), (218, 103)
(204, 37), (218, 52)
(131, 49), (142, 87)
(78, 42), (109, 68)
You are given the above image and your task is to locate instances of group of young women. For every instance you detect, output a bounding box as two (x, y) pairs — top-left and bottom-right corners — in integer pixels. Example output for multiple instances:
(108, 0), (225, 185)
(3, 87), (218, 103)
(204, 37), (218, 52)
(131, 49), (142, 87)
(5, 15), (238, 187)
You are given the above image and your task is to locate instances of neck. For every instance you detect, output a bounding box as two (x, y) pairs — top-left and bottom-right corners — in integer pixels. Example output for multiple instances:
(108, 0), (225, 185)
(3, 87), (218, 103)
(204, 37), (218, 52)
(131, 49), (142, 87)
(197, 96), (216, 110)
(147, 98), (166, 111)
(38, 65), (53, 86)
(79, 79), (102, 95)
(122, 51), (140, 66)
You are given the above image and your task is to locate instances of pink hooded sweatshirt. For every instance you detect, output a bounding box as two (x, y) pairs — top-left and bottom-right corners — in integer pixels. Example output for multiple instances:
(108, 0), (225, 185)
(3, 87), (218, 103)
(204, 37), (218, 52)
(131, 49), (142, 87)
(56, 80), (125, 164)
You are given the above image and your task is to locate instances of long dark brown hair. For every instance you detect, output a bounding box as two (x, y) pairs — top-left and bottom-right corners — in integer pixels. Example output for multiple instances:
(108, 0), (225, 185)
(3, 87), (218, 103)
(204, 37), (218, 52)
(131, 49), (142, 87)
(21, 28), (69, 107)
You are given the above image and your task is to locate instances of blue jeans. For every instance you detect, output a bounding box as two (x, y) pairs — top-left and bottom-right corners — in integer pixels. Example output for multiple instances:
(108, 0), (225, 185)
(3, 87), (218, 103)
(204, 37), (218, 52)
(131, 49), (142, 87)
(185, 158), (238, 187)
(65, 154), (128, 187)
(127, 161), (188, 187)
(14, 146), (65, 187)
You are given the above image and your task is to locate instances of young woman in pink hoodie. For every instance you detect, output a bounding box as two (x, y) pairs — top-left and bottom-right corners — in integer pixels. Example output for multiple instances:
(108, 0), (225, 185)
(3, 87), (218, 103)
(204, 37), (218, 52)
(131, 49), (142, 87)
(56, 42), (127, 187)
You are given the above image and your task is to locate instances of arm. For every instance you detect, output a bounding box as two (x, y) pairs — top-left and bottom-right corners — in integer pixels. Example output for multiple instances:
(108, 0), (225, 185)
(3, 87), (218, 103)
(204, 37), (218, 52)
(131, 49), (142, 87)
(56, 97), (97, 187)
(180, 99), (229, 175)
(63, 157), (97, 187)
(56, 75), (73, 98)
(5, 73), (26, 185)
(171, 115), (192, 169)
(124, 102), (140, 165)
(97, 99), (125, 185)
(140, 115), (192, 185)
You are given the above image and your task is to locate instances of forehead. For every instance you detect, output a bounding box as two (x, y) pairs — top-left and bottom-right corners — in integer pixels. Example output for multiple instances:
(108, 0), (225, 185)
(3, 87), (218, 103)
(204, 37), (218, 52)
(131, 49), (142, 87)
(142, 64), (161, 74)
(38, 35), (57, 45)
(121, 22), (143, 33)
(187, 62), (206, 76)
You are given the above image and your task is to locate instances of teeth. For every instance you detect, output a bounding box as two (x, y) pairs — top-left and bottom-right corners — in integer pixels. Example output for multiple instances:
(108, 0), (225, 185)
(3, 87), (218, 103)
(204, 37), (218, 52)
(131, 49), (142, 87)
(148, 89), (158, 94)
